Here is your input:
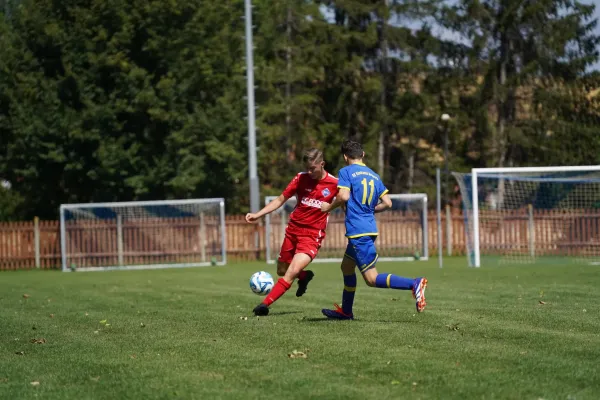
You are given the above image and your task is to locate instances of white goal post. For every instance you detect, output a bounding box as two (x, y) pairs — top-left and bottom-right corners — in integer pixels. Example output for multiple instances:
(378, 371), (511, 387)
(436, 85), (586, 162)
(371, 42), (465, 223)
(60, 198), (226, 272)
(264, 193), (429, 264)
(454, 166), (600, 267)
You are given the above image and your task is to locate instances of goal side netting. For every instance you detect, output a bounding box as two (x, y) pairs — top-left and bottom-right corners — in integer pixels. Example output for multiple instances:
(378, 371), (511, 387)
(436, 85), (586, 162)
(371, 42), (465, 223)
(453, 167), (600, 267)
(60, 198), (226, 272)
(264, 193), (429, 263)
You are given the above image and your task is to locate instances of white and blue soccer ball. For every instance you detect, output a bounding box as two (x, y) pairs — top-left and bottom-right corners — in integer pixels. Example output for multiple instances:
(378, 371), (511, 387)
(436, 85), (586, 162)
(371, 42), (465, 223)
(249, 271), (274, 296)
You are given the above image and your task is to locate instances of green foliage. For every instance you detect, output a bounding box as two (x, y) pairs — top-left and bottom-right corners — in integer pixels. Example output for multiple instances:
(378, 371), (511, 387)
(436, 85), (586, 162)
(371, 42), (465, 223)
(0, 0), (598, 219)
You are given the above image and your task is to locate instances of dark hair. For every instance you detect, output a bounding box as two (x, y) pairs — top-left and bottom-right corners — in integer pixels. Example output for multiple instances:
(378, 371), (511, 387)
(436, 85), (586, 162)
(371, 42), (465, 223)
(341, 139), (364, 160)
(302, 148), (324, 164)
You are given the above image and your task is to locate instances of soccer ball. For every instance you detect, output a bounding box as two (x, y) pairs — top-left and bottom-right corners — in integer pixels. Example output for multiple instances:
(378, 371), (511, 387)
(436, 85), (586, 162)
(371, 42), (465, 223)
(249, 271), (274, 296)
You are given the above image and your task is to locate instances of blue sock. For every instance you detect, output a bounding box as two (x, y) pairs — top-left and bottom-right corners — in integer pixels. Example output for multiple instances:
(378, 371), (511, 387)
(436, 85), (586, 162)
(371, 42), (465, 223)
(342, 273), (357, 315)
(375, 274), (413, 290)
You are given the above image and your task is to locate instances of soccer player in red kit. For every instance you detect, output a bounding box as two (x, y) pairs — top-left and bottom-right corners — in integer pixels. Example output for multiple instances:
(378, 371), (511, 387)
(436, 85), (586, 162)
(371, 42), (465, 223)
(245, 149), (338, 316)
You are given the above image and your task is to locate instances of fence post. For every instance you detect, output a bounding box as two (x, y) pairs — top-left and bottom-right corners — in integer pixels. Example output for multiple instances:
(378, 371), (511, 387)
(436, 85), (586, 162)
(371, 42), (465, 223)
(117, 214), (124, 266)
(199, 212), (206, 263)
(528, 204), (535, 258)
(445, 204), (453, 256)
(436, 168), (443, 268)
(34, 217), (40, 268)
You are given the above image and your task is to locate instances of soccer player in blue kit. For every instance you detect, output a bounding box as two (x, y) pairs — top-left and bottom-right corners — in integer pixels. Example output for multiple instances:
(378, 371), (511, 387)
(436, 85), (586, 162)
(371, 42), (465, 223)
(320, 139), (427, 319)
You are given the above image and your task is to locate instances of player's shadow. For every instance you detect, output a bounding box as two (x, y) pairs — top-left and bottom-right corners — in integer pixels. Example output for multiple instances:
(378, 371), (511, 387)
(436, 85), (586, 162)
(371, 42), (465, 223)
(300, 317), (347, 322)
(300, 317), (420, 323)
(269, 311), (302, 316)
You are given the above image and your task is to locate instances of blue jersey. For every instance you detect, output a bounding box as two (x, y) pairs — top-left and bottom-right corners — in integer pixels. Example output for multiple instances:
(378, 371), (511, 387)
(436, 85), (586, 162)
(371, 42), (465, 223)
(337, 163), (388, 238)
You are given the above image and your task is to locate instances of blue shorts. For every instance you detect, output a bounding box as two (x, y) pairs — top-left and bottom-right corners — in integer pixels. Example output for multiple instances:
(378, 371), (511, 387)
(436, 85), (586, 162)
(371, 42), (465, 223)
(344, 236), (378, 273)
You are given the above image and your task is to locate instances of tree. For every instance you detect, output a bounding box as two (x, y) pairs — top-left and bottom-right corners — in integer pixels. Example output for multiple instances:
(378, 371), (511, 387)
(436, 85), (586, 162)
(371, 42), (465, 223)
(441, 0), (600, 168)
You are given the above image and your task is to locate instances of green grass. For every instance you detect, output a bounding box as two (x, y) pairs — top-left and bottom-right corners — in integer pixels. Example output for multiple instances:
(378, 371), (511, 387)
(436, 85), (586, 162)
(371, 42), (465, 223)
(0, 258), (599, 400)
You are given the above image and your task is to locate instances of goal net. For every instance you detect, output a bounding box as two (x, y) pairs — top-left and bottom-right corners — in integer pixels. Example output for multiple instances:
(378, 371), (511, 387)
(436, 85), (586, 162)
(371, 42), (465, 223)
(60, 199), (226, 271)
(264, 193), (429, 263)
(453, 166), (600, 267)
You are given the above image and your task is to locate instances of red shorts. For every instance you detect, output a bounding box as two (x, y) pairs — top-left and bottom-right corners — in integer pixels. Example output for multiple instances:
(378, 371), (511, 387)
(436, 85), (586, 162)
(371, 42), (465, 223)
(277, 227), (325, 264)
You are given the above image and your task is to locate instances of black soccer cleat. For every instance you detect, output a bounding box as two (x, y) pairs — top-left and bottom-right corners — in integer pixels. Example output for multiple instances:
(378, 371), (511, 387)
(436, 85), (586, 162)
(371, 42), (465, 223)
(253, 303), (270, 316)
(296, 270), (315, 297)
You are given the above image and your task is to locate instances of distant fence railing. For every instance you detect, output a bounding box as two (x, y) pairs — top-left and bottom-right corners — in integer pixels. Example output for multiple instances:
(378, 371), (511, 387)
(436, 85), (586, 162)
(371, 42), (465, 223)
(2, 208), (600, 270)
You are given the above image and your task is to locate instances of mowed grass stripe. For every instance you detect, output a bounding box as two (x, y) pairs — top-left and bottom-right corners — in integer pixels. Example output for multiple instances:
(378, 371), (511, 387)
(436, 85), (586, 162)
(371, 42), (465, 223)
(0, 259), (598, 399)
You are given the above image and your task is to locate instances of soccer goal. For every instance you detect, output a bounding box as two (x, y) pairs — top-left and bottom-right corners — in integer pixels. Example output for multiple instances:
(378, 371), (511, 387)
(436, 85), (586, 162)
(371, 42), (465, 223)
(453, 166), (600, 267)
(264, 193), (429, 264)
(60, 199), (226, 272)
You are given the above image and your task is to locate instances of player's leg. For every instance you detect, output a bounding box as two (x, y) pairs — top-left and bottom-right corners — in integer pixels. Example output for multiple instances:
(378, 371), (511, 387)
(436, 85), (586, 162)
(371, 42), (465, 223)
(293, 234), (321, 297)
(253, 252), (312, 316)
(276, 261), (289, 277)
(356, 236), (428, 313)
(276, 233), (295, 276)
(321, 243), (357, 320)
(275, 232), (310, 282)
(321, 254), (356, 320)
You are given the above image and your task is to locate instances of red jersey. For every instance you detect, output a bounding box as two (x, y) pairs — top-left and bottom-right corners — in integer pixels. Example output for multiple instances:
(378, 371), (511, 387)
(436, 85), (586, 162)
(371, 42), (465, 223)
(282, 172), (338, 232)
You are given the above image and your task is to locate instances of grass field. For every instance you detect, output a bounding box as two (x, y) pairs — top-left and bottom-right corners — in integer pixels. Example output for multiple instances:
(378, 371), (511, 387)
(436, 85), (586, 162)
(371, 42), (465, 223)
(0, 258), (599, 400)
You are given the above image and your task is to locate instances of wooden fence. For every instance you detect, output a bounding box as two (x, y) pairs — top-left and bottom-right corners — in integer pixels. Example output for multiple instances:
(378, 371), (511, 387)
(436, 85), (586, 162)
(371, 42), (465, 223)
(2, 208), (600, 270)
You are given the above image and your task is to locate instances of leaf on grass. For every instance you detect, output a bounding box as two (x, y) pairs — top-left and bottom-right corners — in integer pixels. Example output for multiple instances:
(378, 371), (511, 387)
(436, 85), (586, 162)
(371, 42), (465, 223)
(520, 351), (528, 355)
(85, 313), (89, 316)
(23, 294), (30, 299)
(539, 301), (546, 305)
(30, 338), (47, 344)
(90, 376), (100, 382)
(390, 298), (398, 301)
(386, 361), (391, 365)
(446, 323), (460, 331)
(391, 380), (400, 385)
(130, 354), (136, 359)
(583, 309), (587, 313)
(30, 381), (40, 386)
(15, 351), (24, 356)
(93, 330), (99, 334)
(0, 378), (8, 383)
(140, 323), (145, 328)
(288, 350), (308, 359)
(99, 319), (107, 325)
(49, 314), (55, 318)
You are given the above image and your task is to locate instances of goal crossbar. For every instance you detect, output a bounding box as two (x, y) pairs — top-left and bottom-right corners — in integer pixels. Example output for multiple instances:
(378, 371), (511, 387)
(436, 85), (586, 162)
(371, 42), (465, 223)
(458, 166), (600, 267)
(264, 193), (429, 264)
(60, 198), (227, 272)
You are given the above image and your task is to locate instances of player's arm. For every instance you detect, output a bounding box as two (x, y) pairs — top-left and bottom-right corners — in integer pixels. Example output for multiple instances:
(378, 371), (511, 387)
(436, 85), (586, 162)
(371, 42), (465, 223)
(375, 193), (392, 213)
(321, 188), (349, 213)
(246, 194), (288, 223)
(322, 169), (351, 213)
(246, 174), (298, 223)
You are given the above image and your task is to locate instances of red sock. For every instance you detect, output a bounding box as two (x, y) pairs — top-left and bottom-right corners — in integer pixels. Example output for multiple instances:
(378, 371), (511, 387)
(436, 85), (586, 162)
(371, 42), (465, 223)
(262, 278), (292, 307)
(298, 270), (307, 280)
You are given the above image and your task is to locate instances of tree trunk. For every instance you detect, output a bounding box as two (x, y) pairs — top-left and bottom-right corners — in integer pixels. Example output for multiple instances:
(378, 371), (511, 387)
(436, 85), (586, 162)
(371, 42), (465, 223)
(285, 2), (292, 159)
(407, 150), (415, 192)
(378, 0), (389, 180)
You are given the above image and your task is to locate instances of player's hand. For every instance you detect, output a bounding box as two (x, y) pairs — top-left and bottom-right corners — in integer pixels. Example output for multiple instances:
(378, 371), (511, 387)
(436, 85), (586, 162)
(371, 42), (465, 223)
(245, 213), (260, 223)
(321, 202), (332, 213)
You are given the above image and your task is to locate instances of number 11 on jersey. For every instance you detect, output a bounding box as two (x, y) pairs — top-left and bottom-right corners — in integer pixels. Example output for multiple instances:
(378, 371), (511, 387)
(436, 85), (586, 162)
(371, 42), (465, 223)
(361, 178), (375, 205)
